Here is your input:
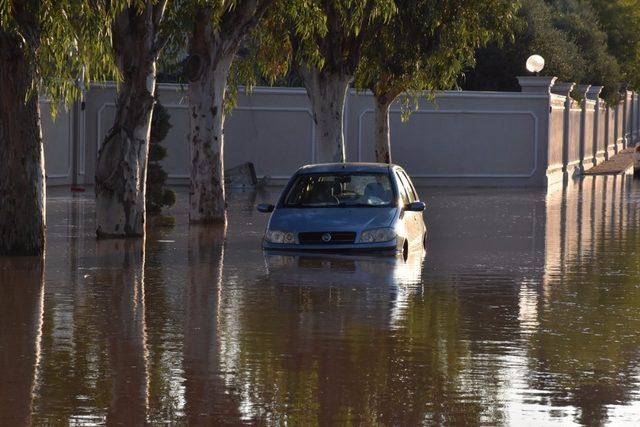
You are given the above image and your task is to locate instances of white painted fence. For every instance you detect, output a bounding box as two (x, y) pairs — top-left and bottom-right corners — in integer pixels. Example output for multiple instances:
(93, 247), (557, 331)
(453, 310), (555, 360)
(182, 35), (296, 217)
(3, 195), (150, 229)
(42, 77), (640, 188)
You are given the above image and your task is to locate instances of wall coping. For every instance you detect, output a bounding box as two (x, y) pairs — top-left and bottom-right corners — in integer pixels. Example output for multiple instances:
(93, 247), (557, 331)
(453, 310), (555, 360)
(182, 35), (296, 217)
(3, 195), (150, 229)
(517, 76), (557, 93)
(89, 81), (554, 100)
(551, 82), (576, 97)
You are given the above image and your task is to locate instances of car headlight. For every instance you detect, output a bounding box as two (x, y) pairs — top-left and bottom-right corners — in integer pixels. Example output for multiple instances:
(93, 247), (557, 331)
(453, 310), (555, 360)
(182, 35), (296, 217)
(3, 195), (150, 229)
(360, 227), (396, 243)
(265, 229), (296, 244)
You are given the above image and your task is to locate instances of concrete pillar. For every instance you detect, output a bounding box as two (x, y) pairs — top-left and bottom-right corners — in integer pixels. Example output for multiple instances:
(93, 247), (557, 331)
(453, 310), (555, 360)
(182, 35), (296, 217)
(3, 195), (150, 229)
(575, 84), (591, 173)
(622, 90), (630, 148)
(551, 81), (575, 97)
(632, 91), (636, 147)
(586, 86), (603, 102)
(632, 91), (636, 145)
(517, 76), (557, 93)
(551, 81), (576, 180)
(635, 91), (640, 146)
(587, 86), (604, 166)
(614, 99), (621, 154)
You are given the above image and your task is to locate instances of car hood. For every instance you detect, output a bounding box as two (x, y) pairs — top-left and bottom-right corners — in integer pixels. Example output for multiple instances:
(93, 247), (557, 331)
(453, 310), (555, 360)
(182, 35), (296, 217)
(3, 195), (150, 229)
(269, 207), (397, 232)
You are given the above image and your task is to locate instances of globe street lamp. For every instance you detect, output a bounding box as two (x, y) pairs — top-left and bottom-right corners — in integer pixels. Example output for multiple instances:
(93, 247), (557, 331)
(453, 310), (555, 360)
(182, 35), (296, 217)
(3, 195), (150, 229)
(526, 54), (545, 75)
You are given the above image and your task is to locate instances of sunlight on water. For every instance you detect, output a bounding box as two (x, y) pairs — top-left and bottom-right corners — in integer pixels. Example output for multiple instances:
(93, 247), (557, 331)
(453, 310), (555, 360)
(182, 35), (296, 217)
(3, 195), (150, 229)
(2, 175), (640, 425)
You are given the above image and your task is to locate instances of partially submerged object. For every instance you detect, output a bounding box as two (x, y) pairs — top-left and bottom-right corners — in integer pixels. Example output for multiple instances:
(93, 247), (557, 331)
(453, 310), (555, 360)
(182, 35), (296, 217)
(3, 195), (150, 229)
(257, 163), (427, 258)
(226, 162), (257, 188)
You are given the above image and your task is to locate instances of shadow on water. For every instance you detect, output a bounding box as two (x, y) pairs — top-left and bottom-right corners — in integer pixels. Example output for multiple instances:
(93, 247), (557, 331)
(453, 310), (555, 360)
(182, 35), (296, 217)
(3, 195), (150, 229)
(3, 176), (640, 424)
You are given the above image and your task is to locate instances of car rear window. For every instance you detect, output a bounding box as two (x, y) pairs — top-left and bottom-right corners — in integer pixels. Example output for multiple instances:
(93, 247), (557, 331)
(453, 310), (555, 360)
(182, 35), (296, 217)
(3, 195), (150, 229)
(283, 173), (395, 208)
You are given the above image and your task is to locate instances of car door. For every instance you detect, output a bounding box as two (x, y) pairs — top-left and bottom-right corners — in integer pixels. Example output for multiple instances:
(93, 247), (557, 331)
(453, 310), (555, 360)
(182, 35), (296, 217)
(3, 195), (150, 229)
(396, 169), (424, 246)
(394, 170), (418, 246)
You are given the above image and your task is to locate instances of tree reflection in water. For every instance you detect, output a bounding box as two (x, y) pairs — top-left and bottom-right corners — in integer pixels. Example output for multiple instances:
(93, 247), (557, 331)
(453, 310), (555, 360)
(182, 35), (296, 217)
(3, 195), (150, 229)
(7, 177), (640, 424)
(95, 239), (148, 426)
(182, 224), (244, 424)
(0, 257), (44, 426)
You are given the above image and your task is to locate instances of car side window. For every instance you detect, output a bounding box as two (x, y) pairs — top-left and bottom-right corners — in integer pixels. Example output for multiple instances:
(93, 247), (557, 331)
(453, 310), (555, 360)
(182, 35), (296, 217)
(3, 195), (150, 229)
(402, 171), (418, 201)
(397, 170), (416, 202)
(395, 172), (410, 205)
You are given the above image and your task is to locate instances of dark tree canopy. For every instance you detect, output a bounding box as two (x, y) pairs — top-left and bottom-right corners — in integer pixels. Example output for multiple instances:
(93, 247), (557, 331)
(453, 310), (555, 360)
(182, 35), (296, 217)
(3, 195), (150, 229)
(590, 0), (640, 89)
(462, 0), (624, 102)
(356, 0), (516, 107)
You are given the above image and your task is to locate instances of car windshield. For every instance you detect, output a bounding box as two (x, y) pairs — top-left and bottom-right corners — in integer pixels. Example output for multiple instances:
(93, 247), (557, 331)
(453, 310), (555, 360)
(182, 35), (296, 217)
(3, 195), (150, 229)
(283, 173), (395, 208)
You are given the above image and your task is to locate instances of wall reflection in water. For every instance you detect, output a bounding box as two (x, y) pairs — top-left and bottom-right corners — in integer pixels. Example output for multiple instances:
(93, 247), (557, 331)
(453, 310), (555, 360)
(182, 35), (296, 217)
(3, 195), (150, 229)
(531, 176), (640, 425)
(4, 177), (640, 424)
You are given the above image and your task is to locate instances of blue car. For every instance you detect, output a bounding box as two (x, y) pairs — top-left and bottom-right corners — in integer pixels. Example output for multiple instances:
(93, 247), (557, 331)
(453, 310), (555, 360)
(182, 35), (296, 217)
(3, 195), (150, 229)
(257, 163), (427, 257)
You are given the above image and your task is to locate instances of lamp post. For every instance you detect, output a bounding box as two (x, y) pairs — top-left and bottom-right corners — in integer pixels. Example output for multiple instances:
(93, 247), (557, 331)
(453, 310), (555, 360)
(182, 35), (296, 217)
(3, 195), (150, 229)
(517, 55), (552, 94)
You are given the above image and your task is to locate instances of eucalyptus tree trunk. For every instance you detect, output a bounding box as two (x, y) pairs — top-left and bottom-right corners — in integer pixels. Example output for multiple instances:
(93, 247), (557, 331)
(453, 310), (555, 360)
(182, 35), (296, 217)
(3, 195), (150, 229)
(187, 20), (233, 224)
(299, 67), (351, 163)
(187, 2), (271, 224)
(374, 95), (393, 163)
(0, 30), (45, 256)
(95, 3), (165, 238)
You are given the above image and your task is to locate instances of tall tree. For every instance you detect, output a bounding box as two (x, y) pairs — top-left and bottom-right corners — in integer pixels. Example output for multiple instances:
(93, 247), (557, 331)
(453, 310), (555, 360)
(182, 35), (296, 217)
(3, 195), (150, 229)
(590, 0), (640, 90)
(0, 2), (43, 256)
(356, 0), (517, 162)
(0, 1), (115, 255)
(95, 0), (170, 237)
(464, 0), (622, 102)
(287, 0), (395, 163)
(186, 0), (273, 225)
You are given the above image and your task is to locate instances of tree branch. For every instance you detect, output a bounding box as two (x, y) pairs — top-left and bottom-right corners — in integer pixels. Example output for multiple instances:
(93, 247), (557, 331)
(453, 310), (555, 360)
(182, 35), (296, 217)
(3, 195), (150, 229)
(153, 0), (168, 28)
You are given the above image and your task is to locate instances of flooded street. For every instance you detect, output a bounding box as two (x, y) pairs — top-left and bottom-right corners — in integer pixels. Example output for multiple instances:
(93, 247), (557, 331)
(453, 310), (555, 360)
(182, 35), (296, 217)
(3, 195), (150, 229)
(2, 175), (640, 425)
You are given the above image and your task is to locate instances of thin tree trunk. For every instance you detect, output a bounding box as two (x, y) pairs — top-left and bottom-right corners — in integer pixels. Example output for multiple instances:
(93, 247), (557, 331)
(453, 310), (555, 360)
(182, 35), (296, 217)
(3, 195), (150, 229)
(188, 54), (232, 224)
(0, 32), (45, 256)
(95, 5), (163, 238)
(374, 97), (392, 163)
(299, 66), (351, 163)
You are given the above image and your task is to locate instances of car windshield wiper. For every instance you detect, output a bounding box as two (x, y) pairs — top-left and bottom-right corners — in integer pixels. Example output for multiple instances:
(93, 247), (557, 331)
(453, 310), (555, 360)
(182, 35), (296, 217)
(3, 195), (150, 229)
(285, 202), (339, 208)
(338, 202), (382, 207)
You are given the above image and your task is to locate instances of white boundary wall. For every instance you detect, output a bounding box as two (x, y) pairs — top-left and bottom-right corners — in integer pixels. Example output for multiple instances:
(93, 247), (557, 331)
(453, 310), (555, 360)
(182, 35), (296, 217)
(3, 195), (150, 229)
(42, 77), (640, 188)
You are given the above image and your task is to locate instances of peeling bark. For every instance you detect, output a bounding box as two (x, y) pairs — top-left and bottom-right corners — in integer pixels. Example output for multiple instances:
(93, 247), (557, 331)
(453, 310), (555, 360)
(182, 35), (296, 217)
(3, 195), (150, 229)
(187, 43), (232, 224)
(0, 29), (45, 256)
(299, 67), (351, 163)
(374, 96), (392, 163)
(187, 2), (272, 224)
(95, 3), (165, 238)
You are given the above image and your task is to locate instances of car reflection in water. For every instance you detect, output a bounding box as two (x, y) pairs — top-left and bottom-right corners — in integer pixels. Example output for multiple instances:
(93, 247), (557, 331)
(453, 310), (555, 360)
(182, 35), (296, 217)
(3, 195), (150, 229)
(263, 247), (426, 327)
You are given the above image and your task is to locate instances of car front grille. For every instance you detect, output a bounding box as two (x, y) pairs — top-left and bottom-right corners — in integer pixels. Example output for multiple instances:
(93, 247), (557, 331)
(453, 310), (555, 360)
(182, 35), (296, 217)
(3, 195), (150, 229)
(298, 231), (357, 245)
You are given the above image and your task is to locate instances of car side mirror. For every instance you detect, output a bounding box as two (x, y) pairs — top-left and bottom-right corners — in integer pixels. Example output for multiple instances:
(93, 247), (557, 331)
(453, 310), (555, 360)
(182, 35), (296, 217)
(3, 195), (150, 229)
(406, 201), (426, 212)
(257, 203), (275, 213)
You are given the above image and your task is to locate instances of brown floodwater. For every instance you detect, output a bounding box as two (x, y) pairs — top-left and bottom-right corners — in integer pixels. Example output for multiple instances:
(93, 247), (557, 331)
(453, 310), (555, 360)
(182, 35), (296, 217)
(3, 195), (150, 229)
(2, 175), (640, 425)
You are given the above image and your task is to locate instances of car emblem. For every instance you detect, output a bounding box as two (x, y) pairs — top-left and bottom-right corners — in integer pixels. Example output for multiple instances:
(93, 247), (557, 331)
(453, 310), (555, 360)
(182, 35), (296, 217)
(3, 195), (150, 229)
(321, 233), (332, 243)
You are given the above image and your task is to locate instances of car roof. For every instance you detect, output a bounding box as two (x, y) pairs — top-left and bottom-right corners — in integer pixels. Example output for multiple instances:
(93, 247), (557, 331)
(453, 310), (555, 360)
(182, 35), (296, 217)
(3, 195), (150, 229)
(295, 162), (400, 174)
